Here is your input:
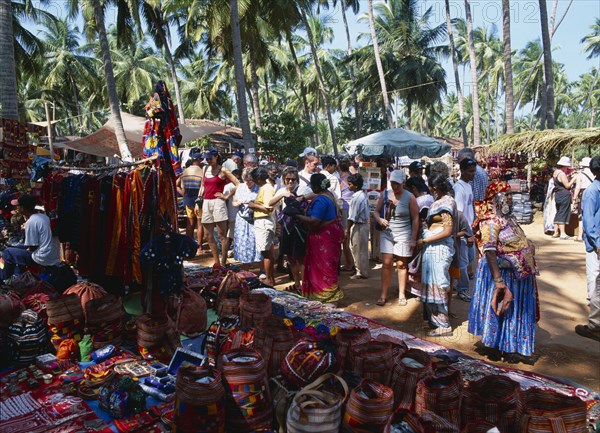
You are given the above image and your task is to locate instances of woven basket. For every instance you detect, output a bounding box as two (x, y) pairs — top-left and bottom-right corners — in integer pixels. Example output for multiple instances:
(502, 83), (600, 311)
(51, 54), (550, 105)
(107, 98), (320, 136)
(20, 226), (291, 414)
(173, 365), (226, 433)
(461, 421), (499, 432)
(46, 294), (84, 325)
(64, 281), (107, 321)
(136, 313), (180, 363)
(391, 349), (433, 410)
(419, 409), (460, 433)
(334, 327), (371, 374)
(519, 388), (587, 433)
(216, 271), (247, 317)
(383, 407), (425, 433)
(239, 292), (271, 330)
(349, 340), (394, 386)
(415, 368), (463, 427)
(342, 378), (394, 433)
(253, 316), (294, 376)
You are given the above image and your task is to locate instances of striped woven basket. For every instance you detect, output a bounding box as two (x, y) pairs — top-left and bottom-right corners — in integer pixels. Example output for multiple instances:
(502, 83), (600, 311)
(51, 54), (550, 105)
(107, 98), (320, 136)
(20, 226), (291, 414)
(342, 378), (394, 433)
(136, 313), (180, 363)
(415, 368), (463, 427)
(419, 409), (460, 433)
(64, 281), (107, 321)
(519, 388), (587, 433)
(461, 421), (500, 432)
(239, 292), (272, 330)
(349, 340), (394, 386)
(173, 365), (226, 433)
(383, 407), (425, 433)
(253, 315), (294, 376)
(334, 327), (371, 374)
(220, 348), (273, 433)
(216, 271), (247, 318)
(461, 375), (522, 431)
(46, 294), (84, 325)
(391, 349), (433, 410)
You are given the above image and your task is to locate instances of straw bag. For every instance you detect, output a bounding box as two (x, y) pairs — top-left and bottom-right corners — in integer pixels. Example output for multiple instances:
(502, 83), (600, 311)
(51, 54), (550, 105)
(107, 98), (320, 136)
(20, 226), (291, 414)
(384, 407), (425, 433)
(343, 378), (394, 433)
(136, 313), (180, 363)
(220, 348), (273, 433)
(281, 338), (340, 388)
(519, 388), (587, 433)
(334, 327), (371, 374)
(287, 373), (349, 433)
(253, 315), (294, 376)
(419, 410), (460, 433)
(173, 365), (226, 433)
(391, 349), (433, 410)
(239, 291), (271, 330)
(415, 369), (463, 427)
(166, 287), (207, 337)
(349, 340), (394, 386)
(461, 375), (522, 431)
(64, 281), (107, 321)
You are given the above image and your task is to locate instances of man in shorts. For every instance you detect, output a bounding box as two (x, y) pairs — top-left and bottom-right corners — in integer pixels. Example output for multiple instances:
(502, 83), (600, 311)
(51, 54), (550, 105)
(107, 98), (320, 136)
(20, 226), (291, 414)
(176, 151), (205, 252)
(249, 167), (276, 285)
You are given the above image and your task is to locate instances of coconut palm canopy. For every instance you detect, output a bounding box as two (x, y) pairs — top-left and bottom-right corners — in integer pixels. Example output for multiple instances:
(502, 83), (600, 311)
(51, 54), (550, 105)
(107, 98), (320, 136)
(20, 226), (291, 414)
(490, 128), (600, 154)
(343, 128), (451, 158)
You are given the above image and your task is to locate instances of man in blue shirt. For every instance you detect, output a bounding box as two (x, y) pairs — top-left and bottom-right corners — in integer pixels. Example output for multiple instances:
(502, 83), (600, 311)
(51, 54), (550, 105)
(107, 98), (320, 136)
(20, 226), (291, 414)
(575, 156), (600, 342)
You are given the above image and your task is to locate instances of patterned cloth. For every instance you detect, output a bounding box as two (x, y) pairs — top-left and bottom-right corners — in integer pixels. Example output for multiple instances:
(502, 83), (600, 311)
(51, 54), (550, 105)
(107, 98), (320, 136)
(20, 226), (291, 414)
(470, 165), (489, 202)
(233, 183), (262, 264)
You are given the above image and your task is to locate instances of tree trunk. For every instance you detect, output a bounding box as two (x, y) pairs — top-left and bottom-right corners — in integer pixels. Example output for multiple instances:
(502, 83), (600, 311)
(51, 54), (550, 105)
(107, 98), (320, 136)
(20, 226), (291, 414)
(0, 0), (19, 120)
(539, 0), (554, 129)
(406, 102), (412, 130)
(229, 0), (253, 151)
(286, 30), (314, 145)
(341, 0), (361, 138)
(464, 0), (481, 146)
(248, 48), (262, 141)
(300, 9), (338, 157)
(445, 0), (468, 146)
(367, 0), (394, 129)
(502, 0), (515, 133)
(92, 0), (132, 160)
(163, 44), (186, 125)
(264, 70), (272, 116)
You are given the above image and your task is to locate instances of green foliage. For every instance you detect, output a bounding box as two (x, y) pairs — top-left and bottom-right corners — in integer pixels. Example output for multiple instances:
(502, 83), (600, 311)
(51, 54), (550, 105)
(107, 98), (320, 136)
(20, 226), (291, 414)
(257, 112), (315, 160)
(335, 114), (388, 144)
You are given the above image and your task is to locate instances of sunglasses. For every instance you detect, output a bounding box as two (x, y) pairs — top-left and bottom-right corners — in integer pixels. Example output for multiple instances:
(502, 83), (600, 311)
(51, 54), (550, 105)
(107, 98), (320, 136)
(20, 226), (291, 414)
(284, 177), (298, 182)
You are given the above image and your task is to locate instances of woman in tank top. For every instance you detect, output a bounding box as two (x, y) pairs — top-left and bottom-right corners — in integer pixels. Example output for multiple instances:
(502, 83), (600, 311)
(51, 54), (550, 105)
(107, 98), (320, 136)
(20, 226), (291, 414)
(551, 156), (576, 240)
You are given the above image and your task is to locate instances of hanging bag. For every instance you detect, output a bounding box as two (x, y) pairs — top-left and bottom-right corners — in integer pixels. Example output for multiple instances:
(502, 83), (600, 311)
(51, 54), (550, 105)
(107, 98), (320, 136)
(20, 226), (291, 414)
(519, 388), (587, 433)
(415, 369), (463, 427)
(166, 287), (207, 337)
(343, 378), (394, 433)
(391, 349), (433, 410)
(287, 373), (349, 433)
(216, 271), (247, 317)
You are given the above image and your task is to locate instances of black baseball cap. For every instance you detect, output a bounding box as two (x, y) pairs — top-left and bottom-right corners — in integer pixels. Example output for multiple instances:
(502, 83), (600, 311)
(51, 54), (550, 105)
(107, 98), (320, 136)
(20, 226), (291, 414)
(409, 161), (424, 171)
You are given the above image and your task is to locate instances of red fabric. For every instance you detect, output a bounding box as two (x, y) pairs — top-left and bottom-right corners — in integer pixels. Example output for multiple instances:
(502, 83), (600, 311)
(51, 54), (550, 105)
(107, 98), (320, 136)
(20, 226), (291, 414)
(203, 170), (228, 199)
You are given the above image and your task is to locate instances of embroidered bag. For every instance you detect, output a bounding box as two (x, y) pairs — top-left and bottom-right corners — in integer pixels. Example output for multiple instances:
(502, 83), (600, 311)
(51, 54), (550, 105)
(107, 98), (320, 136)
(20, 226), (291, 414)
(383, 407), (426, 433)
(7, 309), (48, 364)
(419, 410), (460, 433)
(281, 338), (340, 388)
(415, 369), (463, 427)
(349, 340), (394, 386)
(220, 348), (273, 433)
(334, 327), (371, 374)
(46, 294), (84, 350)
(166, 286), (207, 338)
(173, 365), (226, 433)
(239, 291), (271, 330)
(391, 349), (434, 410)
(342, 378), (394, 433)
(205, 316), (240, 367)
(520, 388), (587, 433)
(287, 373), (349, 433)
(461, 375), (522, 431)
(136, 313), (181, 363)
(0, 289), (24, 328)
(253, 315), (294, 376)
(86, 294), (124, 349)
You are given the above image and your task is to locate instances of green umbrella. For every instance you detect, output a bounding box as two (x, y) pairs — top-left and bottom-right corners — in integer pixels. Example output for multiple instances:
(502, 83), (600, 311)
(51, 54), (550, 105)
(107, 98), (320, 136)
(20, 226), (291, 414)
(343, 128), (451, 158)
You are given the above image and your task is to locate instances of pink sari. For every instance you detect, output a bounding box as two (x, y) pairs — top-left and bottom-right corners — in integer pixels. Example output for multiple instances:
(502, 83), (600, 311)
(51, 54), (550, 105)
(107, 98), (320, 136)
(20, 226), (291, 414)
(302, 194), (344, 303)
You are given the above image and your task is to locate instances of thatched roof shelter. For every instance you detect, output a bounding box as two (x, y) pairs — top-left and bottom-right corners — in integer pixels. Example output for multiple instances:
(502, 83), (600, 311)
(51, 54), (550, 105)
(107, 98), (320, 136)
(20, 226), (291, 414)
(489, 128), (600, 155)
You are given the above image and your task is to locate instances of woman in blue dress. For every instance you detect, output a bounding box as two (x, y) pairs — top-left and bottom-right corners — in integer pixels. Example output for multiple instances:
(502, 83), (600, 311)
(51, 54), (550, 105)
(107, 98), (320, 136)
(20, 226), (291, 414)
(232, 168), (262, 264)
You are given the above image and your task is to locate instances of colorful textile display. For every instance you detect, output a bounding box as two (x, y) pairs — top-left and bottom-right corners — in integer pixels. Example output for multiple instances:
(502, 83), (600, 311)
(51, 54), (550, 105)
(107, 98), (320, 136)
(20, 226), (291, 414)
(205, 316), (241, 367)
(136, 313), (180, 363)
(46, 294), (84, 351)
(85, 294), (124, 349)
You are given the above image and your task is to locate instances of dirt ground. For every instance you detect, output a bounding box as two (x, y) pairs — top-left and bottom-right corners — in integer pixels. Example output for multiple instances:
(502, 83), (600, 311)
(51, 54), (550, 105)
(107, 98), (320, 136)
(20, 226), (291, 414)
(194, 215), (600, 392)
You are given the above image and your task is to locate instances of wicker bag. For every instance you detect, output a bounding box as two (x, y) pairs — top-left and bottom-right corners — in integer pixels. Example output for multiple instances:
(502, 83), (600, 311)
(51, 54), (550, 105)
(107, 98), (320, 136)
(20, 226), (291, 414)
(461, 375), (522, 431)
(220, 348), (273, 433)
(253, 315), (294, 376)
(415, 369), (463, 427)
(136, 313), (180, 363)
(384, 407), (425, 433)
(287, 373), (349, 433)
(349, 340), (395, 386)
(334, 327), (371, 374)
(519, 388), (587, 433)
(281, 338), (340, 388)
(239, 292), (271, 330)
(391, 349), (433, 410)
(166, 287), (207, 337)
(419, 410), (460, 433)
(173, 365), (226, 433)
(343, 378), (394, 433)
(63, 281), (107, 321)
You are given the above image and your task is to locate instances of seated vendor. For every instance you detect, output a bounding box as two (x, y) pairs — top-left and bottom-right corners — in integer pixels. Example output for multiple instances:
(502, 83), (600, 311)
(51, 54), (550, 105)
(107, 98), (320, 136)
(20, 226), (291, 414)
(1, 194), (60, 281)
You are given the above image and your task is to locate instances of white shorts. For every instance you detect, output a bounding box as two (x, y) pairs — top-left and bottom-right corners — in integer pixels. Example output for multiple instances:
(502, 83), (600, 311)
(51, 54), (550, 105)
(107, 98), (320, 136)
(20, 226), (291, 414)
(379, 229), (413, 258)
(201, 198), (229, 224)
(254, 217), (276, 252)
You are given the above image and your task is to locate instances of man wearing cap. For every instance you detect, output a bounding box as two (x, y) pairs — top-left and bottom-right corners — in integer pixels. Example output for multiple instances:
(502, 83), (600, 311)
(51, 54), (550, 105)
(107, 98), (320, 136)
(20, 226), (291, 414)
(573, 157), (594, 242)
(1, 194), (60, 281)
(575, 156), (600, 342)
(457, 148), (488, 202)
(297, 148), (320, 196)
(408, 161), (425, 181)
(176, 151), (205, 251)
(223, 151), (243, 172)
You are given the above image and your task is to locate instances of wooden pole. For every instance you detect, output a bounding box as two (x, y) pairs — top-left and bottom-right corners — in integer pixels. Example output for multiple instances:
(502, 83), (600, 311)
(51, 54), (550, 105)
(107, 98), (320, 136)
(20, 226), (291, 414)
(44, 102), (54, 160)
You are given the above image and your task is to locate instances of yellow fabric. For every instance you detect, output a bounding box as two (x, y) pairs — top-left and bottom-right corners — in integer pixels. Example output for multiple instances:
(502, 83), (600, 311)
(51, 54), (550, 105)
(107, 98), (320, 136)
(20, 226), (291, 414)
(254, 183), (275, 219)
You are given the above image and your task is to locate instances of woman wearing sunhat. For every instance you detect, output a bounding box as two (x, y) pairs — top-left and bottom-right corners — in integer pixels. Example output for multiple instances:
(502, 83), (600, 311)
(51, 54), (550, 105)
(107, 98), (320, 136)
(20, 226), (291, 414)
(573, 157), (594, 242)
(552, 156), (577, 239)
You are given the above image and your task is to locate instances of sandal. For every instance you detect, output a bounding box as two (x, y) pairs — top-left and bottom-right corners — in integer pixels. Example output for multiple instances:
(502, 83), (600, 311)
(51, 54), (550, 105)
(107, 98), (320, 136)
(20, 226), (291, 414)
(398, 298), (408, 306)
(376, 298), (387, 306)
(427, 327), (453, 337)
(559, 235), (572, 240)
(349, 274), (367, 280)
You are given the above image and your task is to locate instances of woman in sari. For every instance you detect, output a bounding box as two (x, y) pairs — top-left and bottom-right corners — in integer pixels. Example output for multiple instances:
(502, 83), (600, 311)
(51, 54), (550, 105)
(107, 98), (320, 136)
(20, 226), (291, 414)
(295, 173), (344, 303)
(469, 181), (538, 361)
(416, 173), (457, 337)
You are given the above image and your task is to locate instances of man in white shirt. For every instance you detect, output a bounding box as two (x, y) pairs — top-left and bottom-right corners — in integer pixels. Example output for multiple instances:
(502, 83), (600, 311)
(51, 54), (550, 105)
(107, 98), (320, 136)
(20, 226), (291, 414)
(574, 157), (594, 242)
(223, 151), (243, 172)
(347, 173), (370, 279)
(453, 158), (477, 301)
(321, 156), (342, 206)
(297, 148), (320, 196)
(1, 194), (60, 280)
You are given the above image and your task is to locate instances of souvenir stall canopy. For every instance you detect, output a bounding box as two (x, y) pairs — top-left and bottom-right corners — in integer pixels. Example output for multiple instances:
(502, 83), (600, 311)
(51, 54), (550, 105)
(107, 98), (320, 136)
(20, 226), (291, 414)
(343, 128), (451, 159)
(489, 127), (600, 156)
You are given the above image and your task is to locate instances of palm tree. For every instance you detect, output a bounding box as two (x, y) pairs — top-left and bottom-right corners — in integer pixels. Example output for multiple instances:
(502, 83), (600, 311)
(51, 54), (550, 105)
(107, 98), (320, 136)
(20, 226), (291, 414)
(538, 0), (554, 129)
(338, 0), (361, 136)
(581, 17), (600, 59)
(0, 0), (20, 119)
(367, 0), (393, 128)
(464, 0), (481, 146)
(502, 0), (514, 133)
(444, 0), (467, 145)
